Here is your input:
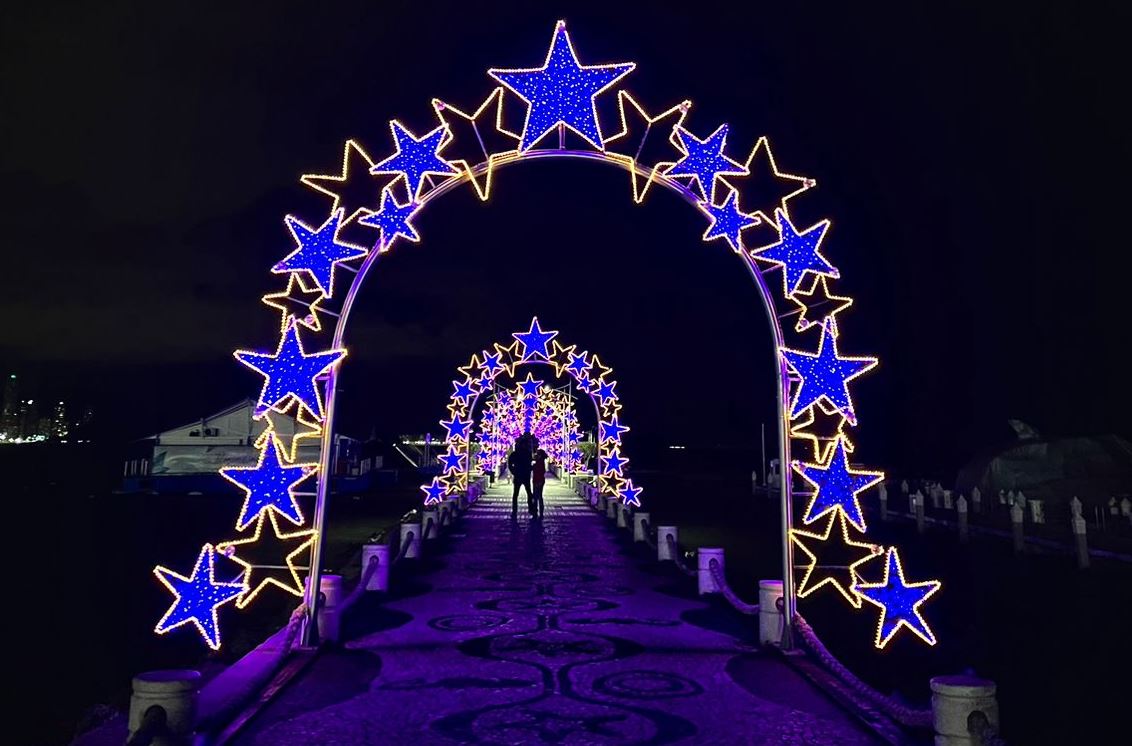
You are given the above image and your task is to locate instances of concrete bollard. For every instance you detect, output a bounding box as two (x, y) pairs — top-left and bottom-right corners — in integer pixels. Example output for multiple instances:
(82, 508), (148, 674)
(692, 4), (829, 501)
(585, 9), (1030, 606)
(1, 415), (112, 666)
(1072, 514), (1089, 569)
(616, 504), (629, 528)
(879, 483), (888, 521)
(362, 543), (390, 591)
(956, 496), (968, 543)
(931, 487), (941, 510)
(751, 469), (759, 494)
(758, 580), (784, 646)
(930, 675), (998, 746)
(633, 512), (650, 542)
(1029, 499), (1044, 524)
(1010, 504), (1024, 553)
(915, 493), (926, 534)
(317, 574), (344, 642)
(422, 508), (439, 540)
(900, 479), (909, 495)
(943, 489), (953, 510)
(606, 497), (618, 519)
(129, 670), (201, 745)
(457, 494), (468, 511)
(697, 548), (724, 595)
(657, 526), (678, 561)
(400, 521), (422, 559)
(597, 492), (607, 512)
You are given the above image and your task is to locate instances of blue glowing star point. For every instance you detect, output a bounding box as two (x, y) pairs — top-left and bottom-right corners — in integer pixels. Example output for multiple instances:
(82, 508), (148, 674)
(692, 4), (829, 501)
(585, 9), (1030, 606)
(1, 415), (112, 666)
(701, 188), (761, 252)
(153, 544), (246, 650)
(421, 476), (448, 505)
(667, 124), (748, 202)
(273, 209), (367, 298)
(794, 437), (883, 532)
(618, 479), (643, 507)
(854, 547), (941, 648)
(752, 209), (839, 297)
(513, 317), (559, 360)
(370, 120), (459, 200)
(220, 434), (316, 531)
(357, 187), (421, 251)
(234, 321), (346, 421)
(782, 320), (876, 424)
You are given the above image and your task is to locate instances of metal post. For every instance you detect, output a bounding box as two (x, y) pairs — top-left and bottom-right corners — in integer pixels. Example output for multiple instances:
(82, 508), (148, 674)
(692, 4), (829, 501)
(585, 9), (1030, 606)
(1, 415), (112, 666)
(301, 365), (339, 647)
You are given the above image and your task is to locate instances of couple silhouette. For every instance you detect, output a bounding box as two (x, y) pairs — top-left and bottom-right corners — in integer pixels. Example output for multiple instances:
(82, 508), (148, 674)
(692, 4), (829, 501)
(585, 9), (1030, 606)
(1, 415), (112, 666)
(506, 432), (547, 519)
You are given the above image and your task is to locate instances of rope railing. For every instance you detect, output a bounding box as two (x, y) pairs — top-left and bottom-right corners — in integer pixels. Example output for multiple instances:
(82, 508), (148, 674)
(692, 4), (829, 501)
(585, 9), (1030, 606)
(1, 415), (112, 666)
(794, 614), (933, 729)
(423, 516), (436, 540)
(392, 530), (415, 566)
(666, 533), (697, 577)
(339, 554), (382, 612)
(707, 558), (760, 615)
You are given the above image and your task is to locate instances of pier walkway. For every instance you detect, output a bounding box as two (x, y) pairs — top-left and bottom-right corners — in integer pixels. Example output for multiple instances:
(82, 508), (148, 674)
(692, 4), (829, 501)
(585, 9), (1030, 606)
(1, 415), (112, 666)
(234, 479), (878, 744)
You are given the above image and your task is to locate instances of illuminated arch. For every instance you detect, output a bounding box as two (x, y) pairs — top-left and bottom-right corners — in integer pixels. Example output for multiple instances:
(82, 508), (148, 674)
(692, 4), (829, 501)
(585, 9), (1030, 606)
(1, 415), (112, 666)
(153, 20), (940, 653)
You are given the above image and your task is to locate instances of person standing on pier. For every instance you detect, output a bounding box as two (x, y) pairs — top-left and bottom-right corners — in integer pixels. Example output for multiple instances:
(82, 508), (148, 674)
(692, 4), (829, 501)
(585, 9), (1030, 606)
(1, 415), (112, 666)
(531, 437), (548, 519)
(507, 434), (533, 520)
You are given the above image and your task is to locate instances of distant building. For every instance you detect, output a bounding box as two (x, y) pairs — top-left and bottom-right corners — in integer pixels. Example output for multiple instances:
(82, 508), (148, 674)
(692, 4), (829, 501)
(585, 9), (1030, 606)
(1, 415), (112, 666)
(51, 402), (68, 440)
(1, 374), (17, 436)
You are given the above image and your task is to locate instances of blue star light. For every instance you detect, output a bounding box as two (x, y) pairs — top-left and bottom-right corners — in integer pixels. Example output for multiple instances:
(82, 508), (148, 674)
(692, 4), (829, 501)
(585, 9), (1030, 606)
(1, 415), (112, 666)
(452, 379), (476, 403)
(518, 373), (544, 397)
(604, 449), (629, 475)
(370, 120), (458, 199)
(600, 416), (630, 444)
(566, 351), (590, 377)
(482, 351), (505, 375)
(618, 479), (643, 507)
(438, 447), (465, 473)
(441, 416), (471, 440)
(273, 208), (367, 297)
(221, 434), (316, 531)
(700, 189), (761, 252)
(153, 544), (246, 650)
(421, 477), (448, 505)
(513, 317), (559, 359)
(666, 125), (748, 202)
(794, 437), (883, 532)
(595, 379), (618, 404)
(854, 548), (941, 648)
(782, 320), (877, 425)
(488, 21), (635, 151)
(234, 320), (346, 421)
(357, 187), (421, 251)
(752, 208), (839, 297)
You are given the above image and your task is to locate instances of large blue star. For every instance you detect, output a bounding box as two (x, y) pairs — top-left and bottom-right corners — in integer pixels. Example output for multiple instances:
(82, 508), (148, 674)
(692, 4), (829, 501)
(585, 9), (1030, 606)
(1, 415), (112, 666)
(451, 379), (476, 403)
(488, 21), (635, 151)
(618, 479), (643, 507)
(438, 447), (465, 473)
(518, 373), (544, 398)
(794, 437), (883, 532)
(752, 208), (839, 297)
(595, 379), (618, 404)
(854, 548), (941, 648)
(421, 476), (448, 505)
(153, 544), (246, 650)
(221, 434), (316, 530)
(235, 321), (346, 421)
(603, 449), (629, 475)
(782, 320), (877, 424)
(441, 416), (471, 441)
(482, 351), (505, 375)
(600, 416), (630, 444)
(513, 317), (559, 359)
(700, 188), (761, 252)
(273, 208), (367, 297)
(566, 351), (590, 378)
(370, 120), (458, 199)
(667, 125), (748, 202)
(357, 187), (421, 251)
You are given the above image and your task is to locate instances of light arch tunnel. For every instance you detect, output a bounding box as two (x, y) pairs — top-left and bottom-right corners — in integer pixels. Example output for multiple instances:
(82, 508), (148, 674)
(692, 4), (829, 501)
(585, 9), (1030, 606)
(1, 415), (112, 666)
(420, 318), (640, 508)
(152, 20), (941, 655)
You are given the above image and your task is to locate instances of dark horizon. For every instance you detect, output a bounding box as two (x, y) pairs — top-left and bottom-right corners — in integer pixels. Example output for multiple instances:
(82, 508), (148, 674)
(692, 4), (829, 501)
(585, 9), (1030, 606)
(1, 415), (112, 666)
(3, 2), (1129, 479)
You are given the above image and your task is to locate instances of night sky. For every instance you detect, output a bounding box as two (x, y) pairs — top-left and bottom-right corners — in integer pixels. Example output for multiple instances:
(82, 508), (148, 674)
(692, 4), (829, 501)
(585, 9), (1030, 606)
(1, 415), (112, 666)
(2, 1), (1128, 476)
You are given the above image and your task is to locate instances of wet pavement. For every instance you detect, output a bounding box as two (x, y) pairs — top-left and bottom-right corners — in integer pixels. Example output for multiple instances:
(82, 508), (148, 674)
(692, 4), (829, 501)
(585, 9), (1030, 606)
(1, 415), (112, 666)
(234, 479), (878, 744)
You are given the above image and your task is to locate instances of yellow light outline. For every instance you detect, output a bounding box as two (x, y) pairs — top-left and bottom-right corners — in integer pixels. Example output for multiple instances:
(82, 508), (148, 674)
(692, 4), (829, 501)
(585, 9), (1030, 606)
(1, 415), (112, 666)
(720, 135), (816, 225)
(790, 512), (881, 609)
(255, 401), (323, 464)
(605, 91), (692, 203)
(431, 87), (521, 201)
(216, 511), (316, 609)
(853, 547), (942, 649)
(261, 273), (328, 334)
(299, 138), (382, 224)
(789, 276), (853, 336)
(153, 543), (249, 650)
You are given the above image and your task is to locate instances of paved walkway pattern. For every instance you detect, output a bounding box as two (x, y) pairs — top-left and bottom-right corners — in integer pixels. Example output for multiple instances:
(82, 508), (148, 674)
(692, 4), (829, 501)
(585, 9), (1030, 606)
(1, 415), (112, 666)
(236, 480), (877, 744)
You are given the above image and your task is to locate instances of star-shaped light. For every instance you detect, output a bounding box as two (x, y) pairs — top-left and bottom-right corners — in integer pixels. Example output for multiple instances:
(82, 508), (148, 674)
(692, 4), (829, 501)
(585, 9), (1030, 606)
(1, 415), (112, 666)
(518, 373), (544, 397)
(488, 20), (635, 151)
(794, 436), (883, 532)
(357, 186), (422, 251)
(220, 434), (316, 531)
(720, 135), (816, 224)
(272, 208), (368, 298)
(566, 351), (590, 377)
(255, 401), (322, 463)
(603, 449), (628, 475)
(751, 208), (839, 297)
(513, 317), (558, 359)
(547, 340), (578, 377)
(234, 320), (346, 421)
(431, 88), (521, 200)
(370, 120), (458, 200)
(665, 124), (748, 203)
(700, 188), (761, 253)
(789, 402), (853, 463)
(261, 273), (327, 333)
(790, 512), (881, 609)
(300, 139), (384, 224)
(853, 548), (941, 648)
(588, 354), (612, 381)
(482, 351), (505, 375)
(595, 379), (618, 404)
(451, 378), (477, 404)
(153, 544), (247, 650)
(600, 415), (630, 444)
(216, 512), (316, 609)
(440, 416), (472, 441)
(617, 479), (643, 507)
(421, 476), (448, 505)
(790, 276), (853, 335)
(782, 319), (877, 424)
(604, 92), (692, 203)
(438, 447), (465, 473)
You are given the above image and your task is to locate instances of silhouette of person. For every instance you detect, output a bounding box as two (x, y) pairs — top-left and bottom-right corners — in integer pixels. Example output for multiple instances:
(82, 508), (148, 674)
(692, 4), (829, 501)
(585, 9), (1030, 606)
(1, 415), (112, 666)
(531, 437), (548, 519)
(507, 434), (533, 520)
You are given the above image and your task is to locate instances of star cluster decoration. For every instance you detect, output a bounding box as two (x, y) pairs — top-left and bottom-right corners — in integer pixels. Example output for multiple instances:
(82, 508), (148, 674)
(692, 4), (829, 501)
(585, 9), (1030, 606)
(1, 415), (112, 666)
(854, 548), (941, 648)
(153, 544), (247, 650)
